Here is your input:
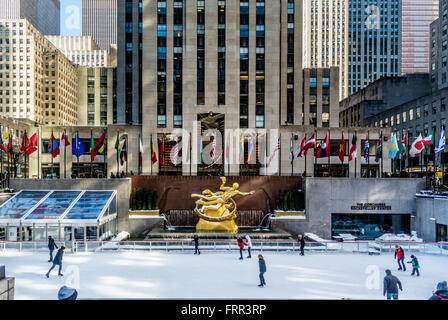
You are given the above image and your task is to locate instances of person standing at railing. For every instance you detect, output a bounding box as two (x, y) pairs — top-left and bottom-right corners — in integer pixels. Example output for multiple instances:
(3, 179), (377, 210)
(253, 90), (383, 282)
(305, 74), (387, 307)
(407, 254), (420, 277)
(47, 235), (58, 263)
(394, 245), (406, 271)
(297, 234), (305, 256)
(237, 237), (245, 260)
(192, 234), (200, 255)
(245, 235), (252, 259)
(46, 246), (65, 278)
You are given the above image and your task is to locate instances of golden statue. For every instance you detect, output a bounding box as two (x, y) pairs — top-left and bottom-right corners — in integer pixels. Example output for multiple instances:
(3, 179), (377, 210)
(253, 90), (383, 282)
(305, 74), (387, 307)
(191, 177), (255, 233)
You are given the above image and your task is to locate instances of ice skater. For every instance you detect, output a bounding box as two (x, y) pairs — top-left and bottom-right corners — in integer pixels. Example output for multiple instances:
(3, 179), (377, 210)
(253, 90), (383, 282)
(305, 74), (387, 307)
(193, 234), (200, 255)
(394, 245), (406, 271)
(237, 237), (245, 260)
(258, 254), (266, 287)
(429, 281), (448, 300)
(47, 235), (58, 262)
(297, 234), (305, 256)
(46, 246), (65, 278)
(383, 269), (403, 300)
(245, 235), (252, 258)
(407, 254), (420, 276)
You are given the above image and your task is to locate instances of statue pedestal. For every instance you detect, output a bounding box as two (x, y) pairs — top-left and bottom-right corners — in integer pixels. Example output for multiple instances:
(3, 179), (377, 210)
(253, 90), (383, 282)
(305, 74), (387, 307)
(196, 218), (238, 234)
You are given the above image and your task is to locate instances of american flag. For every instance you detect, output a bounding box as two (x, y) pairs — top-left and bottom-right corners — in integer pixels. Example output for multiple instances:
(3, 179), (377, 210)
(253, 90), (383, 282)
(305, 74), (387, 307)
(268, 137), (281, 165)
(172, 140), (179, 166)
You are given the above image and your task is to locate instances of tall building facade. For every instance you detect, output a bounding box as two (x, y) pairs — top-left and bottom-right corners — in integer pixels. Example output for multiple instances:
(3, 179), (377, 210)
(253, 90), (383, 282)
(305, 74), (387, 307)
(348, 0), (401, 96)
(0, 19), (78, 125)
(304, 0), (349, 99)
(117, 0), (142, 124)
(82, 0), (117, 51)
(401, 0), (438, 75)
(0, 0), (60, 35)
(430, 0), (448, 92)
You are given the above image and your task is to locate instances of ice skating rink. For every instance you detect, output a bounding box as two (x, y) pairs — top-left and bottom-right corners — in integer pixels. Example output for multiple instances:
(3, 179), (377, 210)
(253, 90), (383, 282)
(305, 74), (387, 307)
(1, 251), (447, 300)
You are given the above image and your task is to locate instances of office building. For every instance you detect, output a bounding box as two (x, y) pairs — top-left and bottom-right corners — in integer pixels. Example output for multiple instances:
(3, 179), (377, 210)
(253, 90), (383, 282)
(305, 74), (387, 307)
(82, 0), (117, 51)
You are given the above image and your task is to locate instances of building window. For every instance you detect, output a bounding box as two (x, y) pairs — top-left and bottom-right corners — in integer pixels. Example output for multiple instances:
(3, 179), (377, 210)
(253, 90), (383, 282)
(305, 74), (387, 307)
(409, 108), (414, 121)
(416, 107), (421, 119)
(197, 0), (205, 105)
(423, 105), (429, 117)
(441, 98), (446, 112)
(157, 0), (167, 128)
(402, 111), (406, 123)
(240, 0), (249, 128)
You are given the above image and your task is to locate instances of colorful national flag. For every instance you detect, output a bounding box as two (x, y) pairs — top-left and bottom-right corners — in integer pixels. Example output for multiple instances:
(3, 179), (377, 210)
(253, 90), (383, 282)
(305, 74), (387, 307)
(171, 140), (180, 166)
(139, 135), (143, 168)
(2, 132), (11, 152)
(48, 133), (60, 158)
(294, 137), (306, 159)
(60, 132), (70, 148)
(225, 134), (230, 164)
(199, 135), (203, 165)
(423, 129), (434, 155)
(338, 132), (345, 163)
(398, 134), (407, 158)
(20, 133), (28, 153)
(317, 133), (330, 158)
(91, 132), (106, 161)
(120, 139), (128, 165)
(0, 128), (4, 153)
(187, 135), (192, 163)
(364, 135), (370, 163)
(151, 137), (157, 164)
(375, 136), (382, 163)
(247, 137), (254, 163)
(161, 137), (165, 165)
(26, 133), (38, 155)
(349, 135), (358, 162)
(301, 134), (315, 157)
(435, 130), (446, 153)
(289, 135), (294, 164)
(410, 134), (424, 157)
(388, 134), (399, 159)
(239, 137), (244, 164)
(90, 131), (95, 162)
(268, 137), (281, 165)
(73, 133), (85, 158)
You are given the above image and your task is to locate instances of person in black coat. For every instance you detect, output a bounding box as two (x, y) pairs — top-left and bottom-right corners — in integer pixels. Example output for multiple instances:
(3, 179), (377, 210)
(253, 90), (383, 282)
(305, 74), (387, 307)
(297, 234), (305, 256)
(47, 235), (58, 262)
(192, 234), (200, 255)
(258, 254), (267, 287)
(383, 269), (403, 300)
(429, 281), (448, 300)
(46, 246), (65, 278)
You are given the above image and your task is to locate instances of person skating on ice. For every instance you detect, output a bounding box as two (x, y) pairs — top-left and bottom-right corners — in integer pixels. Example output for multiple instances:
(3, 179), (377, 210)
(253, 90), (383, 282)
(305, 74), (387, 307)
(394, 245), (406, 271)
(47, 235), (58, 263)
(429, 281), (448, 300)
(258, 254), (267, 287)
(407, 254), (420, 276)
(237, 237), (245, 260)
(192, 234), (200, 255)
(245, 235), (252, 258)
(297, 234), (305, 256)
(46, 246), (65, 278)
(383, 269), (403, 300)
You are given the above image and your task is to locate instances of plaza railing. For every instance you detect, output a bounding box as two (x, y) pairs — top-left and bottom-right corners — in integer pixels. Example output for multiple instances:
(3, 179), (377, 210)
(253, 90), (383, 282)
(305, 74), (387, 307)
(1, 240), (447, 256)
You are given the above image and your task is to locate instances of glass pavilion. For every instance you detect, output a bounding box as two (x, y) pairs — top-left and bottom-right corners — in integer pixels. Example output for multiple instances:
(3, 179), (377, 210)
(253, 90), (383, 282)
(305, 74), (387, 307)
(0, 190), (118, 243)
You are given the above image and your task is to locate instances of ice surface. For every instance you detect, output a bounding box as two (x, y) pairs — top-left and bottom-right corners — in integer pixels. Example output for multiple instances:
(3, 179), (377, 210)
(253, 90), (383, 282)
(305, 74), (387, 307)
(1, 251), (447, 300)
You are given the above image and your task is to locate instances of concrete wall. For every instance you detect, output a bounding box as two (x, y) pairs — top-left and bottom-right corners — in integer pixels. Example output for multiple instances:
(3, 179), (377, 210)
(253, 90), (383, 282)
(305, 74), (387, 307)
(415, 196), (448, 242)
(9, 179), (132, 232)
(272, 177), (426, 239)
(128, 217), (164, 239)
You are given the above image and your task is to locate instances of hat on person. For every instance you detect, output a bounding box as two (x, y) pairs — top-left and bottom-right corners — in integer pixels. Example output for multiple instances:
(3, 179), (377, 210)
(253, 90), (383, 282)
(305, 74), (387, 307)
(437, 281), (448, 291)
(58, 286), (77, 300)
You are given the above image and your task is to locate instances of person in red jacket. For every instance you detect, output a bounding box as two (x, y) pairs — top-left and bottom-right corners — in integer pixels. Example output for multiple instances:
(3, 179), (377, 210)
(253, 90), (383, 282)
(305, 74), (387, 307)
(394, 245), (406, 271)
(237, 237), (245, 260)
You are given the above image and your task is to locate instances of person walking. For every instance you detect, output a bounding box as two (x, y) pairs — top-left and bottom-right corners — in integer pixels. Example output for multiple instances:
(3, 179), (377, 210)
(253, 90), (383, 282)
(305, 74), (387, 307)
(47, 235), (58, 263)
(297, 234), (305, 256)
(237, 237), (245, 260)
(258, 254), (267, 287)
(383, 269), (403, 300)
(193, 234), (200, 255)
(46, 246), (65, 278)
(245, 235), (252, 259)
(394, 245), (406, 271)
(407, 254), (420, 276)
(429, 281), (448, 300)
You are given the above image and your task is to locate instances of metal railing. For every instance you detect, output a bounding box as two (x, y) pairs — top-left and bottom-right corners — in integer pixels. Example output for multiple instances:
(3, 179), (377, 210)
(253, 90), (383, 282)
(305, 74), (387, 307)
(2, 240), (447, 256)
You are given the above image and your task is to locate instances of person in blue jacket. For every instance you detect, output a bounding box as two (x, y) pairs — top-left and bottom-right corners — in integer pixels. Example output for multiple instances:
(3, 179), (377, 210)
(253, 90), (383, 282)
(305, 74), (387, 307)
(46, 246), (65, 278)
(47, 235), (58, 262)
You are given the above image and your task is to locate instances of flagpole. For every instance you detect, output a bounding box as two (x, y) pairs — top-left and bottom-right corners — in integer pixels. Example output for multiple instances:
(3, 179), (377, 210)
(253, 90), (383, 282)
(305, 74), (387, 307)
(304, 133), (307, 178)
(64, 130), (67, 179)
(367, 130), (370, 178)
(51, 129), (54, 177)
(354, 131), (357, 179)
(24, 131), (27, 179)
(90, 129), (93, 178)
(116, 131), (119, 177)
(37, 129), (40, 179)
(138, 134), (141, 176)
(150, 134), (153, 176)
(328, 130), (331, 177)
(103, 129), (107, 178)
(291, 133), (293, 177)
(76, 131), (80, 178)
(279, 133), (282, 177)
(190, 131), (192, 177)
(126, 135), (129, 175)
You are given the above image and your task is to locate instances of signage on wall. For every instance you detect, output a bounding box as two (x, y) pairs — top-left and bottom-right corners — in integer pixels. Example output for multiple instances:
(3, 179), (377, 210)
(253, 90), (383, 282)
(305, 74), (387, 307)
(350, 203), (392, 211)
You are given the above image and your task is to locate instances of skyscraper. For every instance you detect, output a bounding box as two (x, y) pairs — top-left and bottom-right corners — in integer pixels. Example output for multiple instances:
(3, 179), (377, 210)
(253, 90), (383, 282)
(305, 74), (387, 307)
(0, 0), (61, 35)
(82, 0), (117, 51)
(401, 0), (438, 75)
(348, 0), (401, 96)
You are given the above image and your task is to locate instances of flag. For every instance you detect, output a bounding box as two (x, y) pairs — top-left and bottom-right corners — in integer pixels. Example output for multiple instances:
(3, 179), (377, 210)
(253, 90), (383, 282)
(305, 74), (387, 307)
(139, 135), (143, 168)
(294, 137), (306, 159)
(289, 135), (294, 164)
(90, 131), (95, 162)
(2, 132), (11, 152)
(171, 140), (179, 166)
(91, 132), (106, 161)
(161, 138), (165, 165)
(200, 135), (203, 165)
(317, 133), (330, 158)
(150, 137), (157, 164)
(409, 134), (424, 157)
(26, 133), (38, 155)
(247, 137), (254, 163)
(301, 134), (316, 157)
(423, 129), (434, 155)
(268, 137), (281, 164)
(120, 139), (127, 165)
(435, 130), (446, 153)
(398, 134), (407, 158)
(388, 134), (399, 159)
(239, 137), (244, 164)
(20, 133), (28, 153)
(60, 132), (70, 148)
(374, 136), (382, 163)
(349, 135), (358, 162)
(0, 128), (4, 153)
(187, 135), (191, 163)
(364, 135), (370, 163)
(73, 133), (85, 158)
(114, 134), (121, 158)
(338, 132), (345, 163)
(48, 133), (60, 158)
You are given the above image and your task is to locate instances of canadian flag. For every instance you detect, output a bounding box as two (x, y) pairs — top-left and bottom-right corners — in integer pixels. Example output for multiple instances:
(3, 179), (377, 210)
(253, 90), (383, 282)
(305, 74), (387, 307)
(409, 134), (424, 157)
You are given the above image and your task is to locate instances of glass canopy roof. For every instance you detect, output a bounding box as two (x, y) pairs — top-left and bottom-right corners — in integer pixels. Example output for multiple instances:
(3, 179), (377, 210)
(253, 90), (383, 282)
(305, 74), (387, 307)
(0, 190), (116, 222)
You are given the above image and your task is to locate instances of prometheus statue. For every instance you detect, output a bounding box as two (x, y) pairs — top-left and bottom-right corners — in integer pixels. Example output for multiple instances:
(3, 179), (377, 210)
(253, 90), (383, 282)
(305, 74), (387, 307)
(191, 177), (255, 233)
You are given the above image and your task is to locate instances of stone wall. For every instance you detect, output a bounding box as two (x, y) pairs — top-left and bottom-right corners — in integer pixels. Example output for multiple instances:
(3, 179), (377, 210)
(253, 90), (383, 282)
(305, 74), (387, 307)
(0, 277), (14, 300)
(415, 196), (448, 242)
